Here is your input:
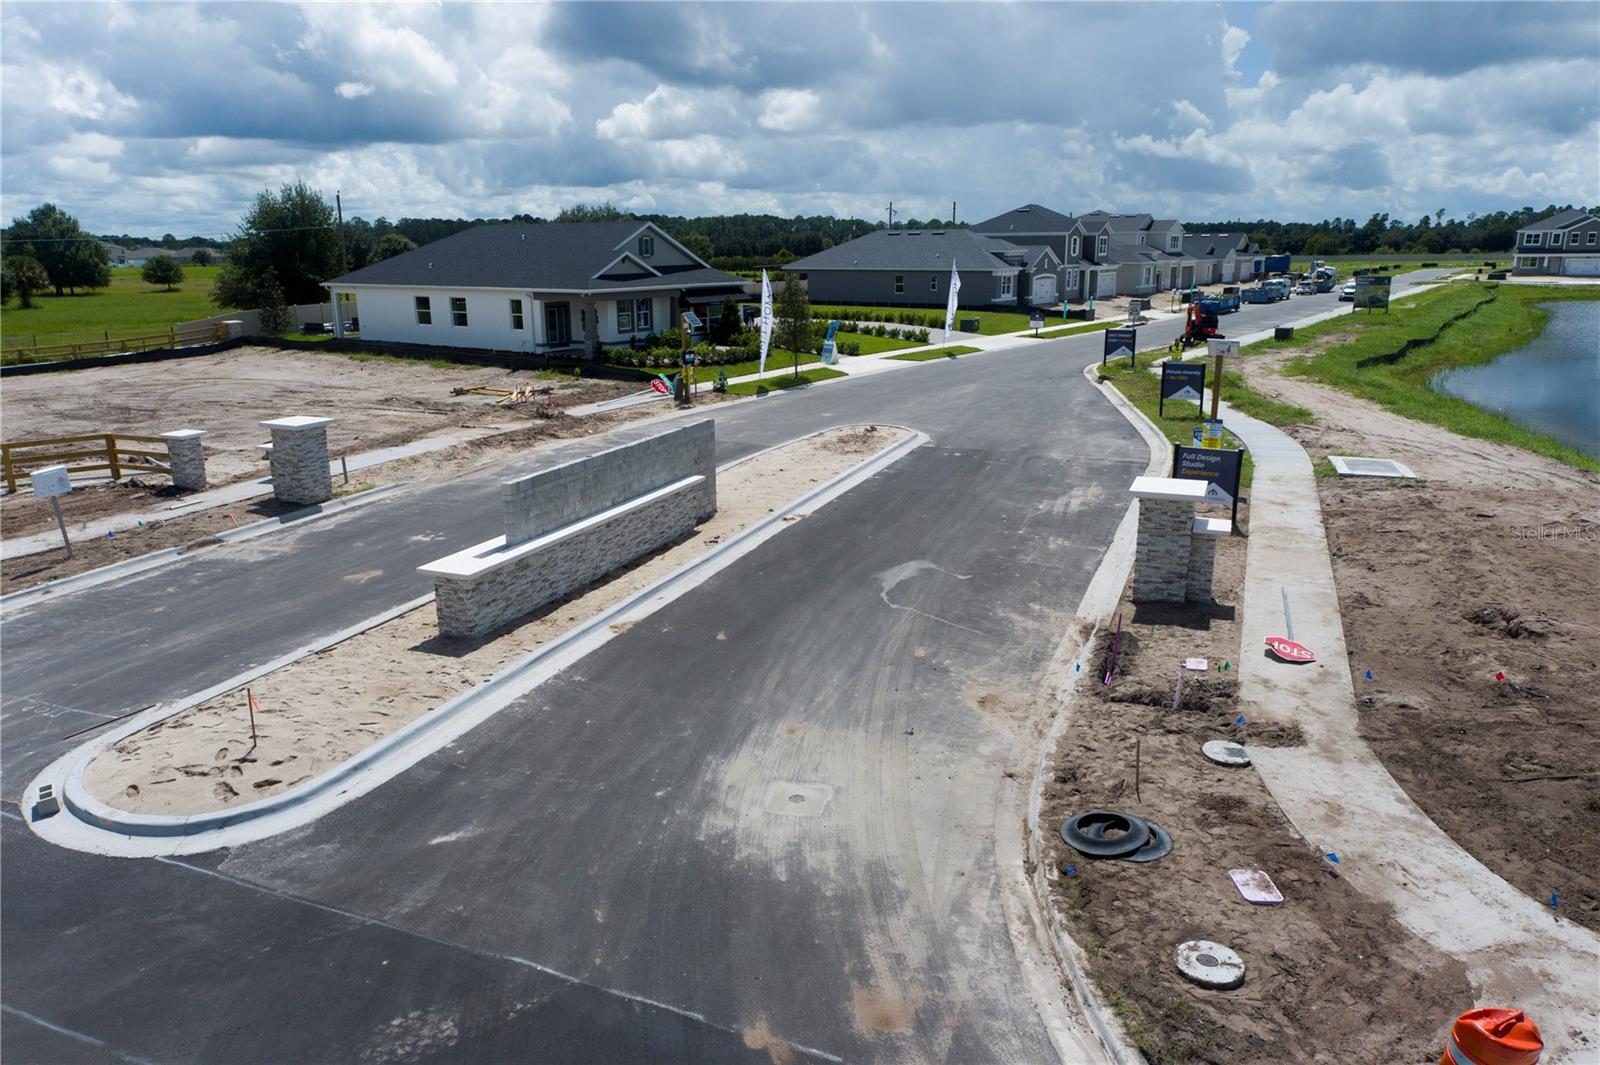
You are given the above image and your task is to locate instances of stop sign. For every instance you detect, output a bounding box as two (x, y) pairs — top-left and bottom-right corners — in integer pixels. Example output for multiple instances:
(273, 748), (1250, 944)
(650, 378), (671, 395)
(1264, 636), (1316, 663)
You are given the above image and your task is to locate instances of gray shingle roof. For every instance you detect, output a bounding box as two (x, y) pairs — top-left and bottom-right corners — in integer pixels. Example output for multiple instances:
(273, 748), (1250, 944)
(324, 222), (743, 292)
(1105, 233), (1180, 263)
(786, 229), (1026, 273)
(1078, 211), (1154, 233)
(970, 204), (1078, 234)
(1520, 207), (1596, 231)
(1181, 233), (1250, 260)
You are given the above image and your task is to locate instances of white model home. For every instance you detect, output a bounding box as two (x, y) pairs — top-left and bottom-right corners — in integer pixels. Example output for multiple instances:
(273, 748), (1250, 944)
(1512, 208), (1600, 277)
(322, 221), (747, 354)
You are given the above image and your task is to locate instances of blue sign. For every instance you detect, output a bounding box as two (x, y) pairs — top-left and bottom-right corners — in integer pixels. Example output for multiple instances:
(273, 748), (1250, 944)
(820, 320), (841, 364)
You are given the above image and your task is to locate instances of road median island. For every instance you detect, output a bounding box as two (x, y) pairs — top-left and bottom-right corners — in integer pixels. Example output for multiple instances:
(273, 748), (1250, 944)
(1036, 508), (1475, 1061)
(79, 425), (911, 818)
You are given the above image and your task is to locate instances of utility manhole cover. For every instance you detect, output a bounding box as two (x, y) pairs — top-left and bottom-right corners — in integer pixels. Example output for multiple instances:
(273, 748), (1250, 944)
(1328, 455), (1417, 479)
(1175, 939), (1246, 990)
(765, 782), (834, 817)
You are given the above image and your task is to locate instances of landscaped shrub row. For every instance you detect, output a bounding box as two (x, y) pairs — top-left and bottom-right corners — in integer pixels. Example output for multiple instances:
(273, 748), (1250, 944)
(820, 320), (930, 343)
(814, 308), (944, 329)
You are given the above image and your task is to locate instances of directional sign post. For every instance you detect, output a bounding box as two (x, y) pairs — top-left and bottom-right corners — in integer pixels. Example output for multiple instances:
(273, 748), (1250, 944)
(1172, 444), (1244, 527)
(31, 464), (74, 558)
(1030, 311), (1044, 336)
(1103, 326), (1137, 367)
(1159, 360), (1207, 417)
(1205, 338), (1239, 421)
(1353, 275), (1391, 313)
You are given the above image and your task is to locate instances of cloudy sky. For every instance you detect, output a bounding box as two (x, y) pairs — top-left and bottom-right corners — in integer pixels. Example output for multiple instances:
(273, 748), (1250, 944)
(2, 1), (1596, 236)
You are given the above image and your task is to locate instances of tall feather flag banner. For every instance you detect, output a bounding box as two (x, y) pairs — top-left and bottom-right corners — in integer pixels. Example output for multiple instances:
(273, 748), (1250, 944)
(758, 269), (774, 378)
(943, 260), (962, 343)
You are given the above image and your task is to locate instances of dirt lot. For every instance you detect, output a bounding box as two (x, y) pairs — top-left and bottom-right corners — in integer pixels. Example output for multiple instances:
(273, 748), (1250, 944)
(84, 425), (909, 815)
(0, 346), (642, 534)
(1240, 356), (1600, 933)
(1039, 521), (1472, 1063)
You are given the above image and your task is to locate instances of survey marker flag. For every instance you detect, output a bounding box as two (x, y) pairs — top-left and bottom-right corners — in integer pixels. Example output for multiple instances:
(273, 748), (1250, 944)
(758, 268), (774, 378)
(944, 260), (961, 343)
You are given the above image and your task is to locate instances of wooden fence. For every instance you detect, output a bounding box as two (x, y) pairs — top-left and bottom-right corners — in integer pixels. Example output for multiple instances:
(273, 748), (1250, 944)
(1, 322), (232, 367)
(2, 433), (173, 493)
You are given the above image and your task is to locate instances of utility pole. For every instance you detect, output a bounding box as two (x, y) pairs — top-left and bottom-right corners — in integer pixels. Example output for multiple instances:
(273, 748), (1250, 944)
(887, 201), (895, 228)
(335, 191), (349, 275)
(951, 201), (956, 226)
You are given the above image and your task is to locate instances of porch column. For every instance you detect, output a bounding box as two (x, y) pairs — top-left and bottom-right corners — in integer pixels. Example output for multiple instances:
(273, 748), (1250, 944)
(330, 290), (345, 338)
(582, 296), (598, 356)
(528, 295), (544, 348)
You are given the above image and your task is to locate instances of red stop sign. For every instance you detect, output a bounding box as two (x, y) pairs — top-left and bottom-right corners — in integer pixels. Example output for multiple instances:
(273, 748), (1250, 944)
(1264, 636), (1316, 663)
(650, 379), (671, 395)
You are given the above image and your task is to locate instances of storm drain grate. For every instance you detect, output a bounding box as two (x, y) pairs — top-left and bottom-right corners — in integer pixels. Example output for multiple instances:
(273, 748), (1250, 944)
(1328, 455), (1417, 479)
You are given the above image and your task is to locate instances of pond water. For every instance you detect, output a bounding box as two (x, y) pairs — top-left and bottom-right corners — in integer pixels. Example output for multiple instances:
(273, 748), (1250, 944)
(1429, 301), (1600, 458)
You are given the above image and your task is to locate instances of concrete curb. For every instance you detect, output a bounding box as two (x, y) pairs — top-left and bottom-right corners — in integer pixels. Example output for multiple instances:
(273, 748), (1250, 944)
(1006, 357), (1176, 1065)
(30, 425), (927, 856)
(0, 483), (410, 615)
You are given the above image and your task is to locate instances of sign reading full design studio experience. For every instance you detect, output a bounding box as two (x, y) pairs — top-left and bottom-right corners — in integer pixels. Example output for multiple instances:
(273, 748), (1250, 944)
(1353, 275), (1391, 311)
(1172, 444), (1244, 524)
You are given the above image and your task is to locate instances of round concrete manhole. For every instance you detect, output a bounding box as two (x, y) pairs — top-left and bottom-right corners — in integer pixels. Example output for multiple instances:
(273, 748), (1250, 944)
(1175, 939), (1245, 990)
(1202, 740), (1251, 767)
(789, 793), (806, 804)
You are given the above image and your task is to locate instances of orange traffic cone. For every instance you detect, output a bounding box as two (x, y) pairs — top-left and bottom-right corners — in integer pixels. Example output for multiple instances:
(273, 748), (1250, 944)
(1440, 1008), (1543, 1065)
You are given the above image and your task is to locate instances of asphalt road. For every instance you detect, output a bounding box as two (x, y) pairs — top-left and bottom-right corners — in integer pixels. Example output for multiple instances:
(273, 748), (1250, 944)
(1, 284), (1407, 1063)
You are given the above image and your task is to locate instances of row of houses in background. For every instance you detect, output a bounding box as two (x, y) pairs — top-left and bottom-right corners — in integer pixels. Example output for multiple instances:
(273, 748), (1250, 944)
(319, 209), (1272, 356)
(787, 204), (1267, 309)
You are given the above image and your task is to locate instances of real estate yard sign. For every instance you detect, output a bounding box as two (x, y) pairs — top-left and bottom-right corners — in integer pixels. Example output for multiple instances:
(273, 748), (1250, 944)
(1172, 444), (1244, 526)
(1103, 326), (1137, 366)
(1159, 361), (1206, 416)
(1354, 275), (1391, 311)
(820, 320), (841, 364)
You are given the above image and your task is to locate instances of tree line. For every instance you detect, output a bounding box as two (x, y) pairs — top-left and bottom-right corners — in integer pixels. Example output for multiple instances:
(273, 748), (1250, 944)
(1188, 207), (1587, 257)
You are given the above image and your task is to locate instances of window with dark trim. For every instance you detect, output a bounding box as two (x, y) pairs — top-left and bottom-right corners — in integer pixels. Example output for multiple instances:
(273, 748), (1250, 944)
(1070, 235), (1080, 257)
(450, 297), (468, 327)
(639, 235), (655, 257)
(894, 275), (904, 294)
(616, 297), (653, 333)
(930, 275), (938, 291)
(415, 296), (431, 325)
(510, 299), (524, 330)
(1552, 231), (1564, 247)
(1588, 231), (1597, 245)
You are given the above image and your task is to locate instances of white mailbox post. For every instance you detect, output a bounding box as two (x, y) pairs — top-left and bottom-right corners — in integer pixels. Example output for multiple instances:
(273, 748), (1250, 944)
(31, 464), (74, 558)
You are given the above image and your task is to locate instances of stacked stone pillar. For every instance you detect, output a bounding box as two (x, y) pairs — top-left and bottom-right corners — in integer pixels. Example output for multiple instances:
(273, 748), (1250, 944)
(260, 416), (335, 505)
(1129, 476), (1231, 603)
(159, 429), (208, 491)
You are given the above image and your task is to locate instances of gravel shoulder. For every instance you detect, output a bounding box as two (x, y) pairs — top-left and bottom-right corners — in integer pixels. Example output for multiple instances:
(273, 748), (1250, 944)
(83, 426), (908, 815)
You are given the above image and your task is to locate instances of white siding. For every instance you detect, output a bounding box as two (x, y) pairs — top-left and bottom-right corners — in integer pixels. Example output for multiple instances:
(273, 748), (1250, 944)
(347, 286), (537, 351)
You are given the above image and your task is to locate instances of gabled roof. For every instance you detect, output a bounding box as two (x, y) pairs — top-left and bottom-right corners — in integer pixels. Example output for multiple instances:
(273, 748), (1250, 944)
(971, 203), (1079, 235)
(1024, 245), (1062, 271)
(786, 229), (1027, 273)
(324, 221), (742, 292)
(1078, 211), (1155, 233)
(1105, 234), (1183, 264)
(1181, 233), (1250, 260)
(1519, 207), (1597, 231)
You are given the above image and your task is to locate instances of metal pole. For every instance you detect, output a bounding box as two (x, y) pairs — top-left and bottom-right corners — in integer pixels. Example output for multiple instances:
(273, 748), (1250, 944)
(51, 497), (73, 558)
(335, 192), (348, 276)
(341, 454), (349, 484)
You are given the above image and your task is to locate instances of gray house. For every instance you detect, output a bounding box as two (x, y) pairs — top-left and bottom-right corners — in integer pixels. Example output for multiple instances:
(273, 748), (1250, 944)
(786, 228), (1058, 309)
(970, 205), (1117, 301)
(1513, 208), (1600, 277)
(323, 221), (746, 355)
(1181, 232), (1262, 285)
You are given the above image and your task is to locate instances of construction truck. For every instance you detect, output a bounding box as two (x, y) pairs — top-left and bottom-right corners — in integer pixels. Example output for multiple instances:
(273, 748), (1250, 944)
(1169, 300), (1224, 352)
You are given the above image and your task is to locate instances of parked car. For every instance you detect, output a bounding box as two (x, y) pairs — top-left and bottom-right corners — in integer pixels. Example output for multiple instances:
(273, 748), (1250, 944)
(1264, 278), (1292, 301)
(1294, 280), (1316, 295)
(1339, 282), (1357, 301)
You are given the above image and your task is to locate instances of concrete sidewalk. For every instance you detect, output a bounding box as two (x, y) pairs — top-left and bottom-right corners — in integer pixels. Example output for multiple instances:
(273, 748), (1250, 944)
(1222, 404), (1599, 1061)
(1, 426), (499, 560)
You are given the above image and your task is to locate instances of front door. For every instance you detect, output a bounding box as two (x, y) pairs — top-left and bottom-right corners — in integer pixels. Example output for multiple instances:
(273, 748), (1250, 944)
(544, 302), (571, 347)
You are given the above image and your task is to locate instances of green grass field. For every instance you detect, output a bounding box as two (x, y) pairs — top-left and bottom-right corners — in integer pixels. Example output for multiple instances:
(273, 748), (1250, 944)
(725, 366), (845, 396)
(1267, 281), (1600, 470)
(888, 345), (982, 362)
(811, 304), (1033, 335)
(837, 331), (917, 354)
(1031, 320), (1120, 339)
(1289, 256), (1506, 278)
(1, 265), (236, 351)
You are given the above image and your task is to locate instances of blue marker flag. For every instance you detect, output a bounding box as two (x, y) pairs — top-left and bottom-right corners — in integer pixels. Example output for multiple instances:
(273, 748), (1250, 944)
(1550, 891), (1559, 909)
(1364, 670), (1374, 681)
(1235, 714), (1246, 725)
(1326, 852), (1340, 864)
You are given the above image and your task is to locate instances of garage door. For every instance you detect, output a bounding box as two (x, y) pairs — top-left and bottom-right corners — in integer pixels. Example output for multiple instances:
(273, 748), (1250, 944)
(1032, 274), (1056, 303)
(1096, 270), (1117, 298)
(1563, 256), (1600, 276)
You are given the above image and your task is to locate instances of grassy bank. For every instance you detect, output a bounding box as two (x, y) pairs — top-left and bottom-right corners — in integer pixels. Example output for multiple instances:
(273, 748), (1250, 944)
(810, 304), (1032, 335)
(1269, 282), (1600, 470)
(1099, 353), (1318, 489)
(1, 266), (234, 351)
(889, 345), (981, 362)
(1032, 320), (1120, 339)
(725, 366), (845, 396)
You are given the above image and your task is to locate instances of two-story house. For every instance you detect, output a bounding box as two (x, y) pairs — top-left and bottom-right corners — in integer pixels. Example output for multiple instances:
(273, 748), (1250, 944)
(1512, 208), (1600, 277)
(969, 205), (1118, 301)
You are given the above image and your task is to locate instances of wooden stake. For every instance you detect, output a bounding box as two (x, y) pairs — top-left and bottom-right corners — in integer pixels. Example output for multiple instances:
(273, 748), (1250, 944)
(1135, 735), (1142, 803)
(246, 687), (258, 744)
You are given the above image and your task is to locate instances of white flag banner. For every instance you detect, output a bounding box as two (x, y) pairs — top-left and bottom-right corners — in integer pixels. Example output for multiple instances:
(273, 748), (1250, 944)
(758, 269), (774, 378)
(943, 260), (962, 342)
